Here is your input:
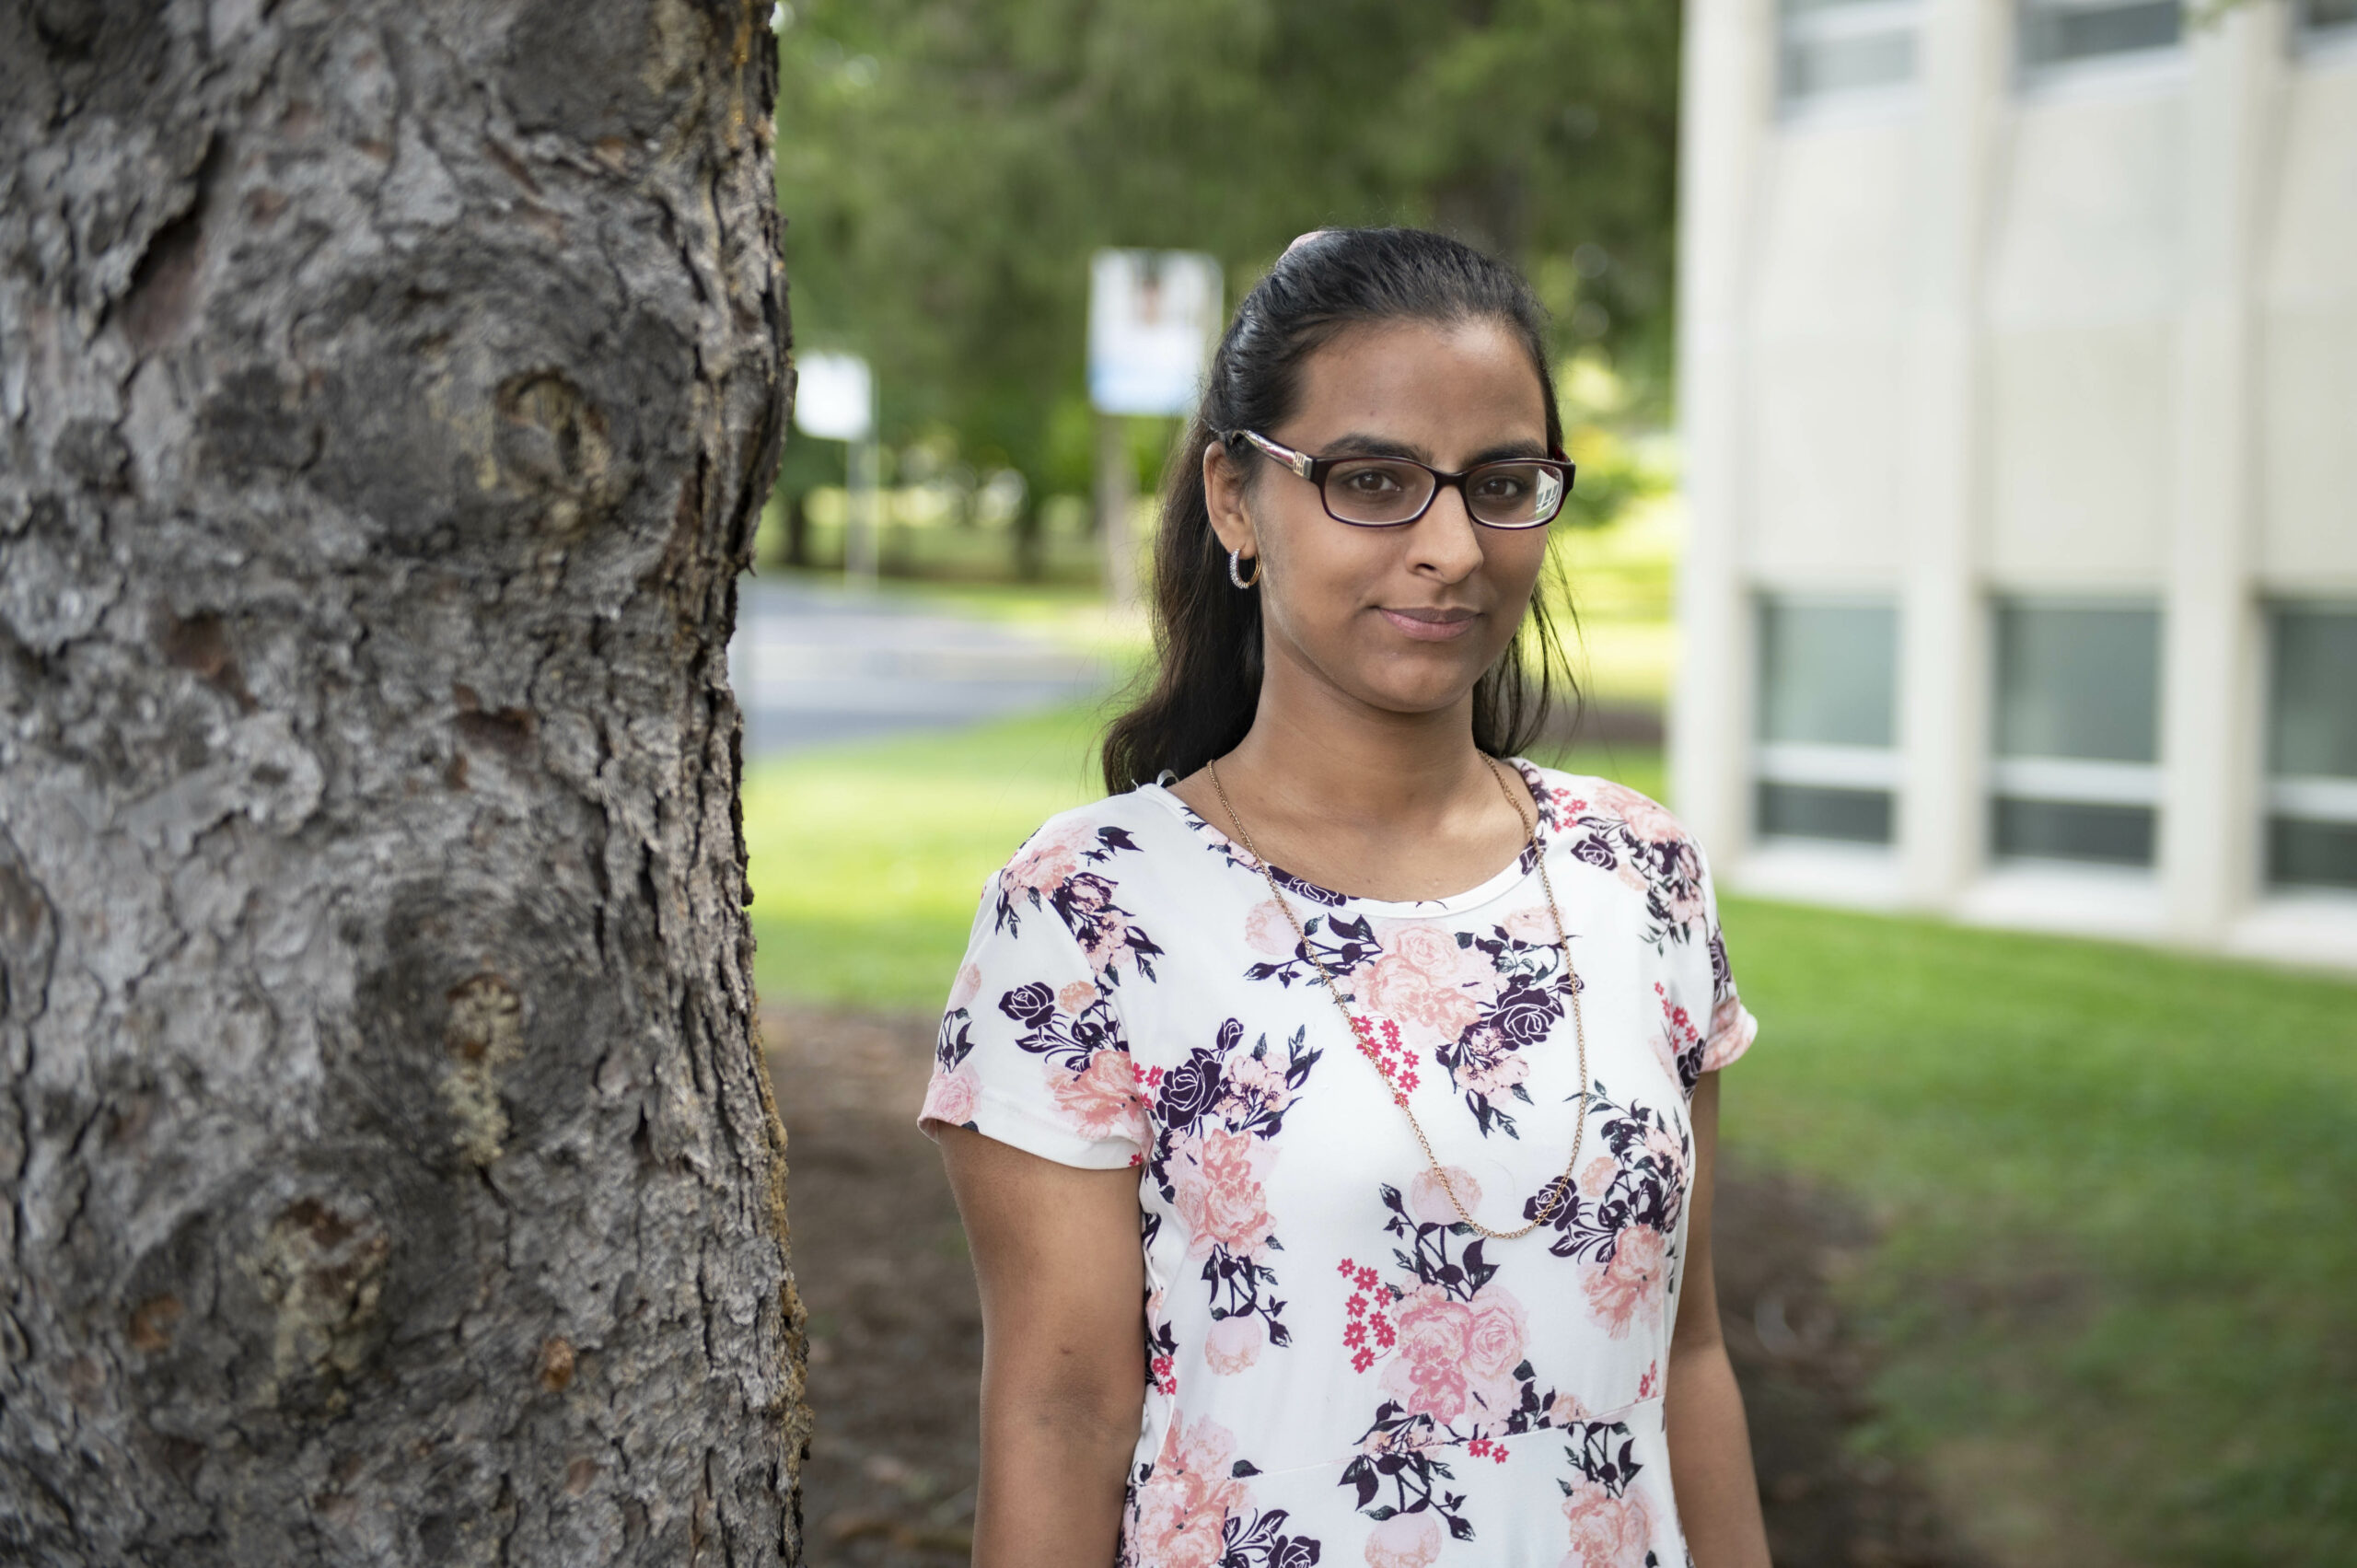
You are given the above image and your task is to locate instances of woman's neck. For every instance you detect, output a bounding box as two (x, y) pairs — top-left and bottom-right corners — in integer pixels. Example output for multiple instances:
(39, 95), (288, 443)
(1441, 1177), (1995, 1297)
(1173, 659), (1538, 904)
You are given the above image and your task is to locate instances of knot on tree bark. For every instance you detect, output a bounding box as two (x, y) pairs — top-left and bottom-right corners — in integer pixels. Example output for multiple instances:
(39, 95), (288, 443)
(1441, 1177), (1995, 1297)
(441, 973), (527, 1167)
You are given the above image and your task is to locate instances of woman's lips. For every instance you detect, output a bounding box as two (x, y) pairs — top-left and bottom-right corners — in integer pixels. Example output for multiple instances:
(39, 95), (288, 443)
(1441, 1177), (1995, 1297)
(1378, 607), (1480, 642)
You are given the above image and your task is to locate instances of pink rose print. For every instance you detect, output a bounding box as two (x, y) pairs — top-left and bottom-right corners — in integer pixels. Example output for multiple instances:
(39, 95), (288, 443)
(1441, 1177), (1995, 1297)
(1548, 1391), (1593, 1425)
(1407, 1166), (1481, 1227)
(1380, 1282), (1527, 1433)
(1081, 908), (1136, 976)
(1170, 1129), (1276, 1260)
(1591, 783), (1683, 849)
(1243, 899), (1298, 958)
(1702, 993), (1755, 1072)
(1390, 923), (1466, 976)
(921, 1066), (980, 1129)
(1461, 1283), (1531, 1394)
(1056, 978), (1098, 1014)
(1051, 1049), (1150, 1145)
(1217, 1051), (1294, 1121)
(1202, 1312), (1266, 1376)
(1373, 1280), (1525, 1432)
(1364, 1508), (1444, 1568)
(1560, 1481), (1653, 1568)
(1454, 1025), (1530, 1099)
(1577, 1155), (1616, 1200)
(1378, 1284), (1473, 1424)
(1583, 1225), (1667, 1340)
(1503, 905), (1561, 946)
(1643, 1124), (1687, 1188)
(1003, 826), (1087, 896)
(1353, 922), (1495, 1050)
(1129, 1414), (1248, 1568)
(947, 961), (981, 1011)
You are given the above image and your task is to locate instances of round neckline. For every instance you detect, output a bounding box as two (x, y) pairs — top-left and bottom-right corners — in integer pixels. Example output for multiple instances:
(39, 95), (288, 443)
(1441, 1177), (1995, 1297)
(1137, 757), (1553, 919)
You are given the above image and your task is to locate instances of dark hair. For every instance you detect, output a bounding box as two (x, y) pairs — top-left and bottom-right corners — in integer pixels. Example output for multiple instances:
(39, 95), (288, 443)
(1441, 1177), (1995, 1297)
(1100, 226), (1576, 793)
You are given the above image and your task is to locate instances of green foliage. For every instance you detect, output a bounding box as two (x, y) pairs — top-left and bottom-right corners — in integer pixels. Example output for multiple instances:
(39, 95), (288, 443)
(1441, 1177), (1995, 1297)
(774, 0), (1680, 502)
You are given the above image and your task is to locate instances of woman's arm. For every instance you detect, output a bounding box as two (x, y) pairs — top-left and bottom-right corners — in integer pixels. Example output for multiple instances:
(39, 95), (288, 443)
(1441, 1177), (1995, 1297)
(937, 1124), (1146, 1567)
(1666, 1072), (1773, 1568)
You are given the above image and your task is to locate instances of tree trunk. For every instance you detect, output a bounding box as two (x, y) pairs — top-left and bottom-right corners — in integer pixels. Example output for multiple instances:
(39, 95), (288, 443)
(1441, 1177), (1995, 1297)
(0, 2), (807, 1562)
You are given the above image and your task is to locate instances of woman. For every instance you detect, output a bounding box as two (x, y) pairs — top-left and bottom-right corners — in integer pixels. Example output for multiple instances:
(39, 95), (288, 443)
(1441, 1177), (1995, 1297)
(922, 228), (1770, 1568)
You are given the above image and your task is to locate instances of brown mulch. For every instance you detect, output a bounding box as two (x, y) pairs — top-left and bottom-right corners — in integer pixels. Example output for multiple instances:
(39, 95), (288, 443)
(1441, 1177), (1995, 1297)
(767, 1005), (1983, 1568)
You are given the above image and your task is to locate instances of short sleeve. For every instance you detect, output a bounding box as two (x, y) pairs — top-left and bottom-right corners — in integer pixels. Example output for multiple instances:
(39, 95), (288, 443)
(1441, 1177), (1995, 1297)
(918, 861), (1149, 1170)
(1695, 846), (1758, 1074)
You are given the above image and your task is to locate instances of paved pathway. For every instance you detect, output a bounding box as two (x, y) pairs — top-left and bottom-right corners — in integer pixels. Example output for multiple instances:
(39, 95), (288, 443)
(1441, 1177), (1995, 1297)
(729, 578), (1109, 759)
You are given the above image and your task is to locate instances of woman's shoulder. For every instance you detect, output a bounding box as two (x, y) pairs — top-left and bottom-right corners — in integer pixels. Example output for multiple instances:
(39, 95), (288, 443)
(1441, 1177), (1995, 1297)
(1515, 759), (1697, 854)
(991, 786), (1192, 893)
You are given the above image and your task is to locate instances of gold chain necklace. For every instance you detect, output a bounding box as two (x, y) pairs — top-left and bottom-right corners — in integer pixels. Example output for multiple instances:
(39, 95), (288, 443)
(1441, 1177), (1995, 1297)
(1204, 753), (1588, 1241)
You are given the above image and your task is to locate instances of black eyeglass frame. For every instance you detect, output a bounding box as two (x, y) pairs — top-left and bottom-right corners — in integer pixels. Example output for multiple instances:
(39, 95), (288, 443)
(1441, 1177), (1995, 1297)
(1221, 428), (1576, 530)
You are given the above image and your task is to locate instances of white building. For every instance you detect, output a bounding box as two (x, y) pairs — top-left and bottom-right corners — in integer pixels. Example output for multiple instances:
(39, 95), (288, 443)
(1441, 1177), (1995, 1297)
(1671, 0), (2357, 968)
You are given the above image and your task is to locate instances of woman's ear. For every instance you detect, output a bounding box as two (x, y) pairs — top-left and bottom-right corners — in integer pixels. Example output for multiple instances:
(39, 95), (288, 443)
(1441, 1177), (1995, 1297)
(1202, 439), (1260, 563)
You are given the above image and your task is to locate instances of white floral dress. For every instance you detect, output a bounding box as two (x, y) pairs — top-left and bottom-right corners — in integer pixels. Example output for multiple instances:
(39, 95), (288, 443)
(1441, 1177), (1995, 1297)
(920, 761), (1757, 1568)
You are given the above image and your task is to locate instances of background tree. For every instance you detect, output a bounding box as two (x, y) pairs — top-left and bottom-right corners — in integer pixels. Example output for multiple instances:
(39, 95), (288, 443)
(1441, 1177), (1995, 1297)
(0, 1), (807, 1562)
(774, 0), (1678, 514)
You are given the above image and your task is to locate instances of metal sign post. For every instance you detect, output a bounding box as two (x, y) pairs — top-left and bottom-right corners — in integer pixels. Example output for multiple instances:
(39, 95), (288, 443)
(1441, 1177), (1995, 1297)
(1087, 250), (1222, 610)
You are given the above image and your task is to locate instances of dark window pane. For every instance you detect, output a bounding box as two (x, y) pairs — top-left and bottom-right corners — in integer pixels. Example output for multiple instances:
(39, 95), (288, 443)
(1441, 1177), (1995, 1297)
(1993, 797), (2155, 865)
(1993, 601), (2161, 763)
(2270, 817), (2357, 890)
(2269, 606), (2357, 779)
(2020, 0), (2182, 68)
(2305, 0), (2357, 30)
(1759, 599), (1898, 747)
(1759, 783), (1895, 844)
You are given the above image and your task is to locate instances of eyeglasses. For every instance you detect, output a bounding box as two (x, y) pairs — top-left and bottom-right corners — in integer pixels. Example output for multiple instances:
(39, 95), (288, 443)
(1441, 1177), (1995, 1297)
(1224, 429), (1574, 530)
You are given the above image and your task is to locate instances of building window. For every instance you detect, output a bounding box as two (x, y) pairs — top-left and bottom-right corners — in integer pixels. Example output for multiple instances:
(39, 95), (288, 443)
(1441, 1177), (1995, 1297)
(1991, 600), (2163, 867)
(1781, 0), (1921, 103)
(2266, 605), (2357, 892)
(2302, 0), (2357, 40)
(1755, 598), (1899, 845)
(2018, 0), (2182, 75)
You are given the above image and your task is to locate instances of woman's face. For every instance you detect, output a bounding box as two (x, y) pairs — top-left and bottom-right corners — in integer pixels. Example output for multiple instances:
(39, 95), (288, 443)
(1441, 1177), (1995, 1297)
(1205, 317), (1555, 724)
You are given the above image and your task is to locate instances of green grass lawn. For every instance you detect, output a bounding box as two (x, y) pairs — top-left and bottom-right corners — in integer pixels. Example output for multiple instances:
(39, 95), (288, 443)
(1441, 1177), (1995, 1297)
(1721, 901), (2357, 1567)
(746, 700), (2357, 1568)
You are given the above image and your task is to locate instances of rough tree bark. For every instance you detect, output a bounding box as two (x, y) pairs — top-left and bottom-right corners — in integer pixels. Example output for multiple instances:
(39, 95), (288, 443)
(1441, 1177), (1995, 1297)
(0, 1), (807, 1562)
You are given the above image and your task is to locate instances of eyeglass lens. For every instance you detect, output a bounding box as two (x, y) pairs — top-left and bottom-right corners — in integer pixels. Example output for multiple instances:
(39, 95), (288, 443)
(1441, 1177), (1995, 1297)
(1322, 459), (1564, 528)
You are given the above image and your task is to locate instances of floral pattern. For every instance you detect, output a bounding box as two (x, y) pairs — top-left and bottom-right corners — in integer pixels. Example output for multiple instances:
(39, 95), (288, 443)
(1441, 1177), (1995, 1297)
(1124, 1413), (1322, 1568)
(1139, 1019), (1323, 1372)
(1331, 1167), (1664, 1550)
(1245, 909), (1579, 1140)
(1523, 1080), (1692, 1341)
(1556, 1418), (1660, 1568)
(920, 765), (1755, 1563)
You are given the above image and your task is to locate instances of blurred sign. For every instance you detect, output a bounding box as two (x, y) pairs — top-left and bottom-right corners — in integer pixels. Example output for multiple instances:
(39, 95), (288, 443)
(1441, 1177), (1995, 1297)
(795, 351), (874, 442)
(1088, 250), (1222, 417)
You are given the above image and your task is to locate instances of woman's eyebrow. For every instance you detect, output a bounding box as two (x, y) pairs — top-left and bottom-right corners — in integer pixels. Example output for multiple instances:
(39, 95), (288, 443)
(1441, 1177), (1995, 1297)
(1317, 433), (1550, 465)
(1318, 431), (1427, 460)
(1467, 439), (1550, 465)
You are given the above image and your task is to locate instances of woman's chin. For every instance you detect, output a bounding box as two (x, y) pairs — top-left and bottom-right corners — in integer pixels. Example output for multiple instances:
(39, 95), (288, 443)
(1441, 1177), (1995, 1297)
(1345, 671), (1492, 722)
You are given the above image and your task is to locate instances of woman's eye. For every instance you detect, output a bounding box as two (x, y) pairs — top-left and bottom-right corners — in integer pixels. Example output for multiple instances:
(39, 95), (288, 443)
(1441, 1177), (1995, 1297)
(1341, 467), (1405, 494)
(1474, 472), (1530, 500)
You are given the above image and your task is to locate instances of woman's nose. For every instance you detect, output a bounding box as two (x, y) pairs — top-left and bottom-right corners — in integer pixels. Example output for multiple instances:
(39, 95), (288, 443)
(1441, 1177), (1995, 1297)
(1407, 483), (1487, 579)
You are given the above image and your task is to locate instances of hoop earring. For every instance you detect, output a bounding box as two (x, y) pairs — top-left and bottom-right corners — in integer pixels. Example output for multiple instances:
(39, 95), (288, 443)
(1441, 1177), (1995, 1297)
(1227, 548), (1261, 590)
